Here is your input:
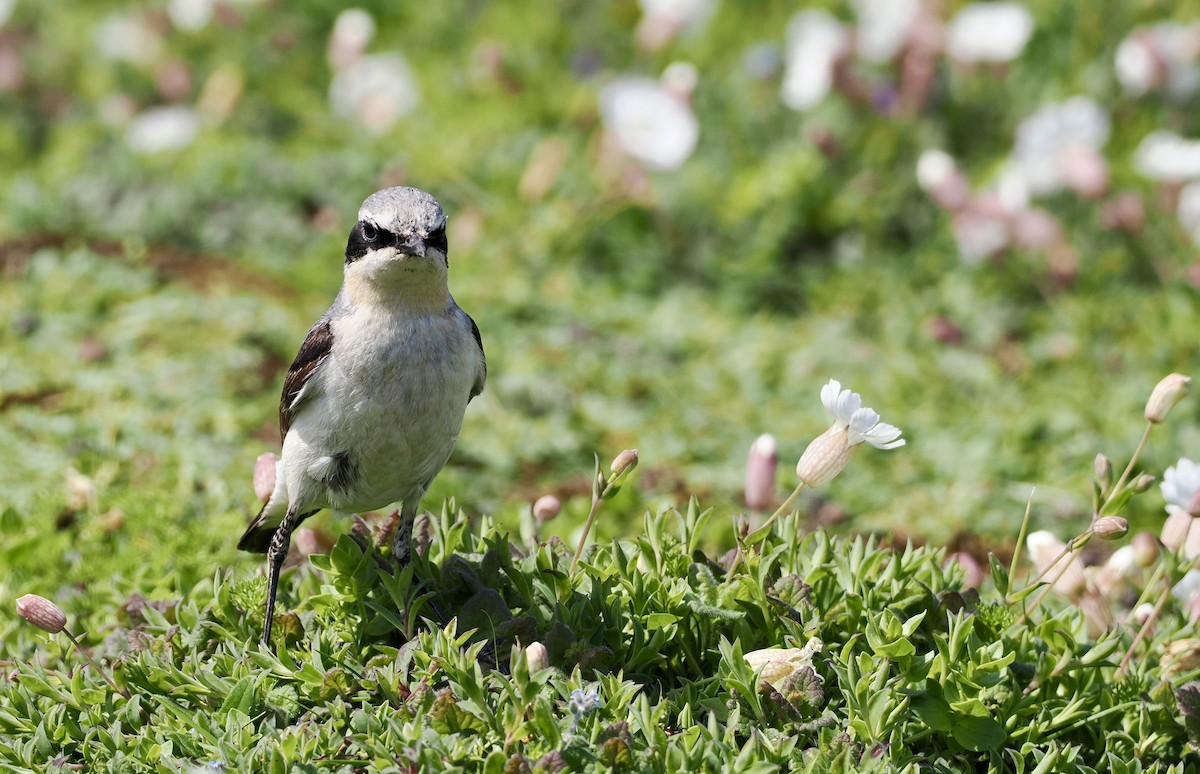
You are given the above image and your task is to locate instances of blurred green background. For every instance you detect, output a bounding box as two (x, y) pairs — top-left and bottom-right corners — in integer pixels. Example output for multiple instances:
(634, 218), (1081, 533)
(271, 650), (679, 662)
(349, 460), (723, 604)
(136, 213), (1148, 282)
(2, 0), (1200, 596)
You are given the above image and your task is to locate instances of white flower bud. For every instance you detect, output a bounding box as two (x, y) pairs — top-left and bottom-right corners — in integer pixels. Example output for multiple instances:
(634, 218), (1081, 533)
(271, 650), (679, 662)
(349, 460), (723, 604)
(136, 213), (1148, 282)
(525, 641), (549, 674)
(610, 449), (639, 478)
(1145, 373), (1190, 423)
(16, 594), (67, 634)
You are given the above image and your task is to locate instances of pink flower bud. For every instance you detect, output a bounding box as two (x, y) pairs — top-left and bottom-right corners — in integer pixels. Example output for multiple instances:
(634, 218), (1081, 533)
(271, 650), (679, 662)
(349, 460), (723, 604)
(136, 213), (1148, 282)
(1093, 516), (1129, 540)
(15, 594), (67, 634)
(525, 641), (549, 673)
(744, 434), (778, 511)
(532, 495), (561, 523)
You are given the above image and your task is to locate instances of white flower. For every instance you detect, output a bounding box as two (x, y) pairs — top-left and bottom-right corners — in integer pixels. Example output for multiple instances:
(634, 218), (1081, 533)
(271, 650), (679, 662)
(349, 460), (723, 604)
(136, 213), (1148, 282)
(167, 0), (214, 32)
(636, 0), (717, 50)
(1178, 182), (1200, 247)
(600, 77), (699, 172)
(1174, 569), (1200, 603)
(125, 106), (200, 154)
(952, 207), (1009, 265)
(780, 10), (849, 111)
(945, 2), (1034, 63)
(744, 638), (823, 689)
(0, 0), (14, 29)
(328, 8), (375, 70)
(95, 13), (163, 66)
(1115, 24), (1200, 99)
(916, 149), (969, 210)
(330, 53), (420, 135)
(1012, 97), (1109, 197)
(1133, 130), (1200, 182)
(639, 0), (716, 34)
(1162, 457), (1200, 517)
(795, 380), (904, 487)
(853, 0), (920, 64)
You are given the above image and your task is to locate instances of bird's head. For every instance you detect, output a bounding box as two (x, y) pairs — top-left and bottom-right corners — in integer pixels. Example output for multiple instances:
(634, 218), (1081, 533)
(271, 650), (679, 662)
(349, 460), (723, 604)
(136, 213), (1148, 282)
(343, 186), (450, 305)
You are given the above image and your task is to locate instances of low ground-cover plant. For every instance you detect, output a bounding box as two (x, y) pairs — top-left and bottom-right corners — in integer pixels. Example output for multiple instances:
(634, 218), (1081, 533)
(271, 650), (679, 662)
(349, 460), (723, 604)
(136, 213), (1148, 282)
(5, 398), (1200, 770)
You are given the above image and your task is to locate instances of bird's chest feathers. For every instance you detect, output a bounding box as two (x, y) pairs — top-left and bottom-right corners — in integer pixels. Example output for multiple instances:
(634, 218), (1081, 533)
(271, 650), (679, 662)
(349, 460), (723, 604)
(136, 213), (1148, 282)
(326, 308), (470, 417)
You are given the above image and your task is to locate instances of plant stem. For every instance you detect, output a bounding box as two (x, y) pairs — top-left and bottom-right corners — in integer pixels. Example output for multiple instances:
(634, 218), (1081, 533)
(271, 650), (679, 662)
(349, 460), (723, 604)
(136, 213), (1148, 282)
(1015, 533), (1089, 627)
(1005, 489), (1036, 603)
(63, 629), (129, 699)
(1111, 422), (1153, 497)
(569, 493), (604, 576)
(722, 482), (805, 589)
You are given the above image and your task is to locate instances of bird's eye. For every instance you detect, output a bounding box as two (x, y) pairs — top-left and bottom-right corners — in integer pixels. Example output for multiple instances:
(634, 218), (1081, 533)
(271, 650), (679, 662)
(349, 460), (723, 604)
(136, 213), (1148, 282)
(361, 222), (378, 242)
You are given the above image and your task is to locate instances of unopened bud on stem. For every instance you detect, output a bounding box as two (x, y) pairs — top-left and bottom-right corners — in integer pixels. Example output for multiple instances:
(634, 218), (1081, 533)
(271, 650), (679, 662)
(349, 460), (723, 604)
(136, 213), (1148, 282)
(1093, 453), (1112, 489)
(1093, 516), (1129, 540)
(1131, 473), (1156, 493)
(15, 594), (67, 634)
(525, 641), (549, 674)
(532, 495), (561, 523)
(610, 449), (639, 478)
(1145, 373), (1190, 424)
(745, 434), (778, 511)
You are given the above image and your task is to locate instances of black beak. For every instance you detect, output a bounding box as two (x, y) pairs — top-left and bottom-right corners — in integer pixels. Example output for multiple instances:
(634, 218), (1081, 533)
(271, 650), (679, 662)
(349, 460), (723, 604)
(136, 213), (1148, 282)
(397, 233), (426, 258)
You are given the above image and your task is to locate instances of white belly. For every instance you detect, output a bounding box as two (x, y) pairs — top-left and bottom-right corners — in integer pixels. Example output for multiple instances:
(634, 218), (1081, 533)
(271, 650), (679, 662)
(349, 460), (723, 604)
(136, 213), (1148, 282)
(280, 307), (476, 514)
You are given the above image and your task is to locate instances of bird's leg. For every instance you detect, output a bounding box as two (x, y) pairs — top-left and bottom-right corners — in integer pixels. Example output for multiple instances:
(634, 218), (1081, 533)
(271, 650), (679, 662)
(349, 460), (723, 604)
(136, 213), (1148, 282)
(391, 499), (419, 568)
(263, 506), (300, 651)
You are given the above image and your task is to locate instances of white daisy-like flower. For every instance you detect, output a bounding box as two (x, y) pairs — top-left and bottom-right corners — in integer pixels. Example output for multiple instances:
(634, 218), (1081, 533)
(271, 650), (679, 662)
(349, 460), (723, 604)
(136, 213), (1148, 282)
(780, 9), (849, 111)
(795, 379), (904, 487)
(599, 77), (699, 172)
(1162, 457), (1200, 517)
(945, 2), (1034, 64)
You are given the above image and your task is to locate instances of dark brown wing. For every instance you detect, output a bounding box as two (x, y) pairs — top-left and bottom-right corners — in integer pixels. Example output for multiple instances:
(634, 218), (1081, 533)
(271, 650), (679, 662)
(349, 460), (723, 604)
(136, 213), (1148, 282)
(279, 318), (333, 443)
(467, 313), (486, 400)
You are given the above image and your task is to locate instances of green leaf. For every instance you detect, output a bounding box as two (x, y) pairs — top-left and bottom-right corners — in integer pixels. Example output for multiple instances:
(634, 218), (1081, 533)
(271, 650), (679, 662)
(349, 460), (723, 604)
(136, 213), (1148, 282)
(988, 553), (1009, 597)
(951, 714), (1006, 751)
(644, 613), (680, 630)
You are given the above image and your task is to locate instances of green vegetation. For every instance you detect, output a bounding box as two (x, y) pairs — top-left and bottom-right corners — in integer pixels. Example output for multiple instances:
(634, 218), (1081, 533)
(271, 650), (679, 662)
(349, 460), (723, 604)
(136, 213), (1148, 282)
(3, 0), (1200, 770)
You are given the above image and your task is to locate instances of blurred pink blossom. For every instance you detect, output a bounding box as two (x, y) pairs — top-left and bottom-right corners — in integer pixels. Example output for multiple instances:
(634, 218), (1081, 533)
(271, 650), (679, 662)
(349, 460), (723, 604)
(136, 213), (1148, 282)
(1115, 23), (1200, 99)
(744, 433), (777, 511)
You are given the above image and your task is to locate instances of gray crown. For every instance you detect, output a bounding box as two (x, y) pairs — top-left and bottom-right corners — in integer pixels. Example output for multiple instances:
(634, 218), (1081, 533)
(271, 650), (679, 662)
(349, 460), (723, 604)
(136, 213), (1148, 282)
(358, 187), (446, 235)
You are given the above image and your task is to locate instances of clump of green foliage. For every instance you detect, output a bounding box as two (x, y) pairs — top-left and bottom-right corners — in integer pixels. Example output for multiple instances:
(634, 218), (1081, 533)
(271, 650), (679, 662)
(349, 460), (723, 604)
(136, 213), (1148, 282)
(3, 479), (1199, 771)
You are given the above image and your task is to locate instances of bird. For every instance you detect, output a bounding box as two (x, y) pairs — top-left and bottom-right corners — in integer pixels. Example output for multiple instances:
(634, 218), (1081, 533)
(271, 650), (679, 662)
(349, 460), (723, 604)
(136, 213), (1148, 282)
(238, 186), (486, 648)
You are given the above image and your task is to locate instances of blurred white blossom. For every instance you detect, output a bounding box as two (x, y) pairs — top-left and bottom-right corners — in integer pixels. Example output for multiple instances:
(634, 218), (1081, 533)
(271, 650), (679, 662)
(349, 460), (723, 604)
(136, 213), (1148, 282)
(328, 8), (376, 71)
(1178, 182), (1200, 247)
(780, 10), (848, 111)
(1013, 97), (1109, 197)
(95, 13), (163, 66)
(1026, 530), (1086, 598)
(0, 0), (14, 28)
(1115, 24), (1200, 99)
(636, 0), (717, 51)
(661, 61), (698, 99)
(945, 2), (1033, 63)
(1175, 569), (1200, 603)
(167, 0), (214, 32)
(853, 0), (920, 64)
(330, 54), (420, 135)
(916, 149), (968, 210)
(952, 207), (1009, 264)
(600, 77), (699, 172)
(1133, 130), (1200, 182)
(125, 106), (200, 153)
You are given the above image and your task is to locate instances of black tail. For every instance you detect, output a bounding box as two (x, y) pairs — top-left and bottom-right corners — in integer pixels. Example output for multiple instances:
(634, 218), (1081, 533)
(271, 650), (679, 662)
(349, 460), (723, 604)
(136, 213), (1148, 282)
(238, 500), (315, 554)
